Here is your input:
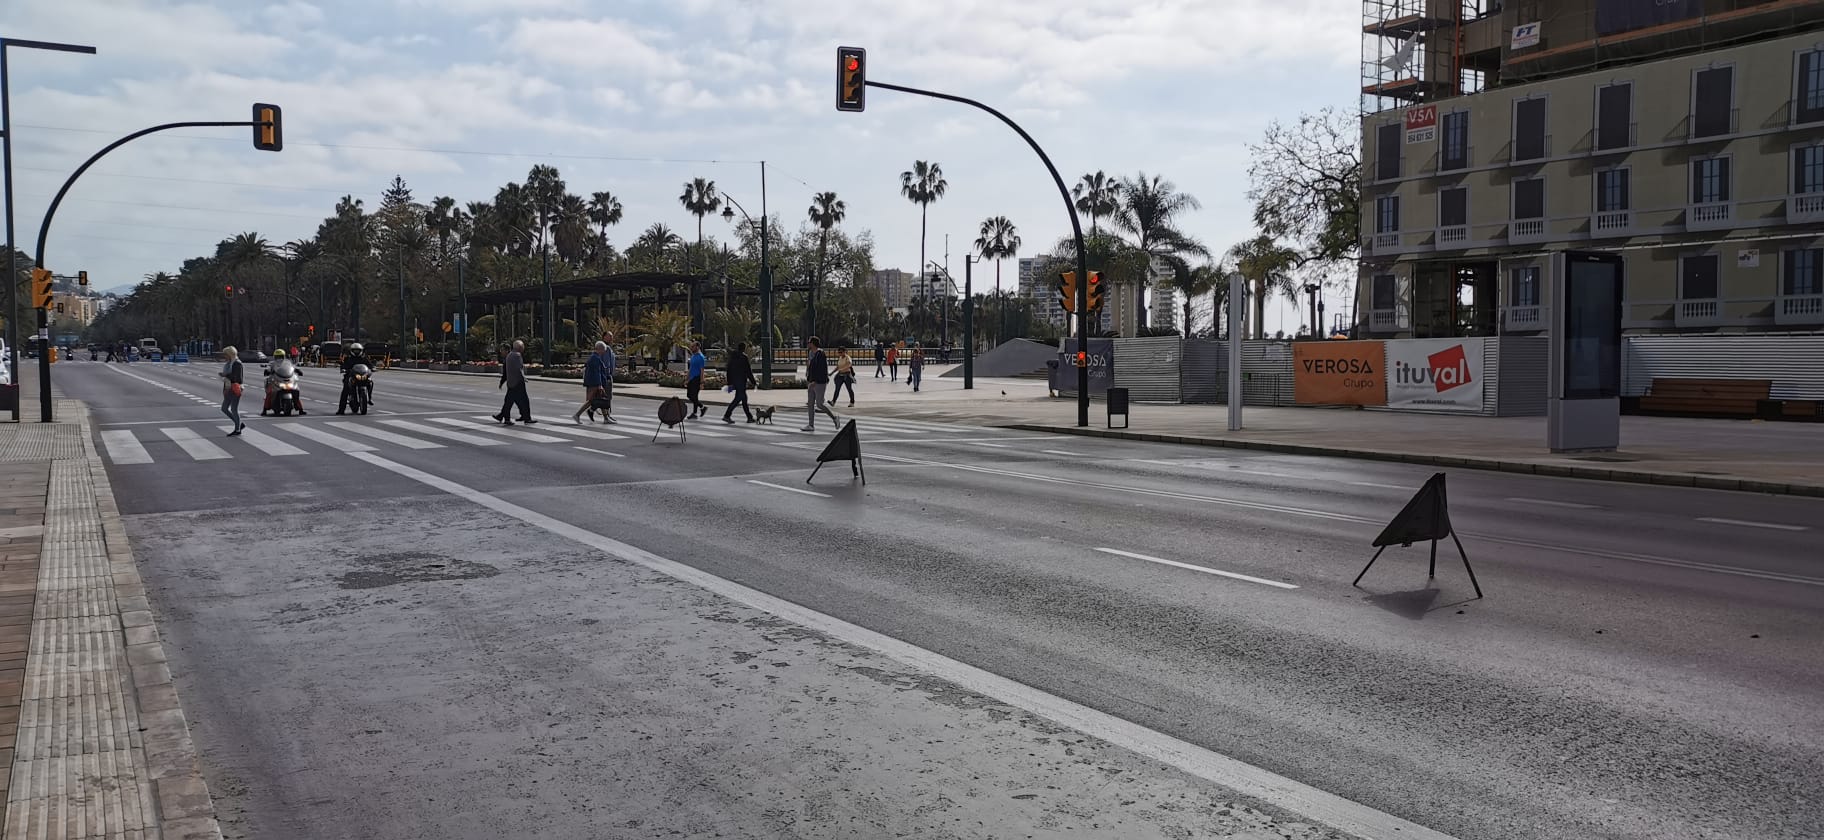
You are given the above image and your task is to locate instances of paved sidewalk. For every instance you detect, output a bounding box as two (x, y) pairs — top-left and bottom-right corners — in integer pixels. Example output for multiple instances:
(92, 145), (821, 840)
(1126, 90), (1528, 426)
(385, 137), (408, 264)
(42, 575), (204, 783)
(0, 377), (221, 839)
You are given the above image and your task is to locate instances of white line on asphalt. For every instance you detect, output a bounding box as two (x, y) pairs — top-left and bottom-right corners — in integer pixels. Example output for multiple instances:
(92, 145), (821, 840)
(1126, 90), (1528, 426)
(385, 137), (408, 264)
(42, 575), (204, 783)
(1128, 458), (1188, 466)
(970, 442), (1010, 448)
(1348, 481), (1412, 490)
(1505, 497), (1599, 510)
(344, 451), (1458, 840)
(327, 421), (445, 449)
(100, 410), (458, 426)
(1094, 547), (1300, 590)
(99, 430), (152, 465)
(377, 419), (506, 446)
(271, 423), (377, 452)
(747, 479), (831, 498)
(1042, 450), (1081, 457)
(160, 427), (232, 460)
(431, 417), (570, 443)
(494, 420), (635, 441)
(573, 446), (624, 458)
(1696, 517), (1808, 532)
(219, 426), (308, 456)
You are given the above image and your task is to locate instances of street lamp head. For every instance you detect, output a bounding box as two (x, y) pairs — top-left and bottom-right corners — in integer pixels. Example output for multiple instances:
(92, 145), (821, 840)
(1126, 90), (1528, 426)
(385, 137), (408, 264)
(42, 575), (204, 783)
(721, 206), (736, 223)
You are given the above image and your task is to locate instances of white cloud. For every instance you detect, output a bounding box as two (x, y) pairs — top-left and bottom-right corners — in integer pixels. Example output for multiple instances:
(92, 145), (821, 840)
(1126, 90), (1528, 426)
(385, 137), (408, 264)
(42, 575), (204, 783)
(263, 2), (324, 29)
(504, 17), (683, 76)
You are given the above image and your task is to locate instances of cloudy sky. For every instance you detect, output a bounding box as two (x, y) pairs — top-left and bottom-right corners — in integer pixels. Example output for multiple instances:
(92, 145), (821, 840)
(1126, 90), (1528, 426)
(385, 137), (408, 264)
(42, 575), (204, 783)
(6, 0), (1359, 333)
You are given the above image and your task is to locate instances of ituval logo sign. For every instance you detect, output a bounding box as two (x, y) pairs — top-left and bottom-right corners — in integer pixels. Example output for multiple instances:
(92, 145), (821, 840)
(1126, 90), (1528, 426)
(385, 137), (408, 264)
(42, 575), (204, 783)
(1393, 344), (1473, 393)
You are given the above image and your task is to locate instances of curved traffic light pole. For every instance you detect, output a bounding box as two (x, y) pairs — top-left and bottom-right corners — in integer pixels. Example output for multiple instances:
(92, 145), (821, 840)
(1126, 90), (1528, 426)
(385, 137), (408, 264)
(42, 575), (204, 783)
(30, 120), (258, 422)
(864, 80), (1092, 427)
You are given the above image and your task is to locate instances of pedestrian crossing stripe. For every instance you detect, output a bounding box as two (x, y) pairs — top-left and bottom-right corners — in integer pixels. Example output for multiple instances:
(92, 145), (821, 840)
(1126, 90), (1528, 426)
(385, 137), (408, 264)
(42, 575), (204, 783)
(273, 423), (377, 453)
(159, 427), (232, 460)
(430, 418), (571, 444)
(328, 421), (445, 449)
(218, 426), (308, 456)
(100, 430), (152, 465)
(376, 419), (506, 446)
(465, 417), (633, 441)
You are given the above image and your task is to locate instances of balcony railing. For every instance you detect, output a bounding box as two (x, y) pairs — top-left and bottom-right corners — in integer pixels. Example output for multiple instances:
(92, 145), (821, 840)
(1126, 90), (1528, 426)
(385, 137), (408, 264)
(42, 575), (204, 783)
(1592, 122), (1636, 153)
(1777, 294), (1824, 325)
(1374, 231), (1401, 251)
(1688, 202), (1734, 230)
(1511, 133), (1552, 163)
(1438, 144), (1474, 172)
(1676, 299), (1721, 327)
(1790, 192), (1824, 225)
(1509, 218), (1546, 242)
(1689, 108), (1739, 140)
(1592, 210), (1632, 236)
(1437, 225), (1468, 246)
(1370, 309), (1399, 331)
(1504, 305), (1543, 331)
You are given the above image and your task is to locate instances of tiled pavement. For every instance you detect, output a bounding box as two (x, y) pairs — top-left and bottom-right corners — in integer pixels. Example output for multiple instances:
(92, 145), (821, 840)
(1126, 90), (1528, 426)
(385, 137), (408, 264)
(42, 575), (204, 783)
(0, 463), (48, 822)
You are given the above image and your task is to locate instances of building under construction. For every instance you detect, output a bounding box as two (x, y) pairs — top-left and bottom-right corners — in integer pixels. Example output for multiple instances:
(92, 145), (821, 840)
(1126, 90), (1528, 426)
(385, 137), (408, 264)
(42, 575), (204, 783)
(1356, 0), (1824, 340)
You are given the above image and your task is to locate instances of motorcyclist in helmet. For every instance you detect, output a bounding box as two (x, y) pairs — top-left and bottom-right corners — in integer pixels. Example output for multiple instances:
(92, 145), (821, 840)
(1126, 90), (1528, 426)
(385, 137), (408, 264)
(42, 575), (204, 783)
(261, 349), (307, 416)
(337, 342), (372, 415)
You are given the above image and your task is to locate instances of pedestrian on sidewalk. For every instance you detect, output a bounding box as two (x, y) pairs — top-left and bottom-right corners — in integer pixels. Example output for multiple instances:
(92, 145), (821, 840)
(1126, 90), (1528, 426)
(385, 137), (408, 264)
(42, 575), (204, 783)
(802, 336), (837, 432)
(575, 340), (612, 424)
(686, 341), (708, 418)
(886, 342), (899, 382)
(873, 342), (886, 378)
(832, 347), (857, 407)
(723, 341), (757, 424)
(219, 346), (244, 436)
(909, 345), (925, 392)
(495, 340), (536, 426)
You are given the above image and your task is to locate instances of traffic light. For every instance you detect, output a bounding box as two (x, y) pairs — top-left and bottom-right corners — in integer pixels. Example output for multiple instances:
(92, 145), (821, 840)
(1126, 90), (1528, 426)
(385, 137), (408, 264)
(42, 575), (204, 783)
(836, 47), (866, 112)
(78, 270), (88, 287)
(1056, 271), (1079, 314)
(1075, 350), (1088, 368)
(55, 302), (65, 314)
(1085, 270), (1105, 312)
(253, 102), (283, 152)
(31, 268), (54, 309)
(414, 328), (424, 342)
(308, 324), (315, 334)
(224, 284), (234, 299)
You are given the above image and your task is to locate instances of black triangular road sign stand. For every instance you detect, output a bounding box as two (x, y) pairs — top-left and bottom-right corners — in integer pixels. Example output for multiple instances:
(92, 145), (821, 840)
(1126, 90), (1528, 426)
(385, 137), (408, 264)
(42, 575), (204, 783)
(653, 396), (688, 442)
(808, 419), (865, 485)
(1353, 473), (1483, 598)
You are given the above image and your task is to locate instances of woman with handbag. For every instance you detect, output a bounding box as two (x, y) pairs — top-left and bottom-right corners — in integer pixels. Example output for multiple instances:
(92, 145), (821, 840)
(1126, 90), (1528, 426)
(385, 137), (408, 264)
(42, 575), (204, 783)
(832, 348), (857, 407)
(219, 346), (245, 437)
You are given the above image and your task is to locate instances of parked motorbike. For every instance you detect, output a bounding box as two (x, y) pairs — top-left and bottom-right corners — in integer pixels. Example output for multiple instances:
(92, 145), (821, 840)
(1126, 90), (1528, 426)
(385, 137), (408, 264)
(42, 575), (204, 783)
(264, 359), (304, 417)
(347, 364), (373, 415)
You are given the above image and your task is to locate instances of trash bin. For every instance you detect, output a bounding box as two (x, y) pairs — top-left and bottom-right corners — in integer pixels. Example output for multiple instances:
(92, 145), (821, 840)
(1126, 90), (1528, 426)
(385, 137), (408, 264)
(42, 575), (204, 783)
(0, 384), (16, 412)
(1107, 386), (1129, 429)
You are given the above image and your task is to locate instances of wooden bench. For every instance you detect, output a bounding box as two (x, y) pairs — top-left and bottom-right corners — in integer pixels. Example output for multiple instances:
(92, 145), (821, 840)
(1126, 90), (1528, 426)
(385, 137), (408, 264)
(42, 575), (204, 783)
(1636, 378), (1772, 417)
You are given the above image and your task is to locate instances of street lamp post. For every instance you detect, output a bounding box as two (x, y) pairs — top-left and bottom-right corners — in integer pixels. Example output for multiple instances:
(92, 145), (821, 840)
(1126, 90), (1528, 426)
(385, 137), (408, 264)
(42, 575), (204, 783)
(721, 185), (773, 388)
(963, 255), (976, 389)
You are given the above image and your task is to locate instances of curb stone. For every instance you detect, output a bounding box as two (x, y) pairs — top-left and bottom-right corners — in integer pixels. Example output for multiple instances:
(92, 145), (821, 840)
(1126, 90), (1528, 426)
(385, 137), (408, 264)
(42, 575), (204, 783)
(1006, 424), (1824, 499)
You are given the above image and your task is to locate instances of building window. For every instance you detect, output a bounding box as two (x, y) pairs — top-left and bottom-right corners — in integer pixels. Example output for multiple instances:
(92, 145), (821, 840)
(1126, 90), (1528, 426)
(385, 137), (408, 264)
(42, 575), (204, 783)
(1693, 66), (1735, 138)
(1371, 273), (1397, 310)
(1691, 157), (1731, 204)
(1596, 168), (1630, 212)
(1441, 111), (1470, 170)
(1376, 122), (1401, 181)
(1376, 195), (1400, 232)
(1514, 97), (1547, 161)
(1511, 266), (1541, 307)
(1681, 254), (1720, 300)
(1796, 144), (1824, 194)
(1788, 249), (1822, 296)
(1799, 49), (1824, 124)
(1512, 177), (1545, 219)
(1597, 83), (1633, 150)
(1439, 187), (1468, 227)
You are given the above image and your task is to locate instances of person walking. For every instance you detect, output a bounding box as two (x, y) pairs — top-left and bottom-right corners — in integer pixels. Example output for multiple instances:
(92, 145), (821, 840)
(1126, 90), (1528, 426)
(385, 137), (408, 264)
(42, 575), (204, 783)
(219, 346), (245, 437)
(722, 341), (757, 424)
(909, 345), (926, 392)
(574, 340), (611, 424)
(495, 340), (536, 425)
(802, 336), (837, 432)
(873, 342), (886, 378)
(832, 347), (857, 407)
(685, 341), (708, 418)
(886, 342), (900, 382)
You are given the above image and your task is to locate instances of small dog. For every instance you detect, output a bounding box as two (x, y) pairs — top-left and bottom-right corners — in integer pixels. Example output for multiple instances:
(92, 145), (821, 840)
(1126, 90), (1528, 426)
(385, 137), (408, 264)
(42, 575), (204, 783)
(754, 405), (776, 424)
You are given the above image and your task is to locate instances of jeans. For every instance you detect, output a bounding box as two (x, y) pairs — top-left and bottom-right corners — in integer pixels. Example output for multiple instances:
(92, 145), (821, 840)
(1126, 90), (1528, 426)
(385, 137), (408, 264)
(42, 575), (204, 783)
(910, 367), (922, 390)
(724, 385), (751, 421)
(805, 381), (832, 428)
(832, 375), (855, 404)
(220, 389), (241, 428)
(874, 360), (884, 377)
(686, 376), (703, 413)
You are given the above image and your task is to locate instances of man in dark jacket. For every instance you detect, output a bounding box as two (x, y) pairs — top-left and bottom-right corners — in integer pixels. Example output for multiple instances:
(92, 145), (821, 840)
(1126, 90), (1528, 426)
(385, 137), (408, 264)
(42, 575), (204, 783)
(494, 340), (535, 425)
(722, 342), (757, 424)
(802, 336), (836, 432)
(336, 342), (373, 415)
(574, 340), (612, 424)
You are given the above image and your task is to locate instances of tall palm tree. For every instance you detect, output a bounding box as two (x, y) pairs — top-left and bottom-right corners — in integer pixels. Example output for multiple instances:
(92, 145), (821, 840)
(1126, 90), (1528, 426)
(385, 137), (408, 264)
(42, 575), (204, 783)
(807, 191), (846, 342)
(526, 164), (565, 254)
(280, 238), (322, 335)
(973, 216), (1020, 346)
(1072, 171), (1121, 237)
(678, 178), (720, 275)
(1115, 172), (1207, 331)
(900, 161), (947, 329)
(426, 196), (457, 266)
(492, 183), (534, 257)
(1156, 255), (1225, 336)
(587, 191), (623, 247)
(1227, 235), (1301, 339)
(630, 223), (684, 273)
(552, 193), (591, 265)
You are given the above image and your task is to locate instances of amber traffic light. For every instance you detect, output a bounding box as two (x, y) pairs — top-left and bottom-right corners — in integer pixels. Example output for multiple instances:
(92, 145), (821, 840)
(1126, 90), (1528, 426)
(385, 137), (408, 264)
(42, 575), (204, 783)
(253, 102), (283, 151)
(31, 268), (54, 309)
(78, 270), (88, 287)
(836, 47), (866, 112)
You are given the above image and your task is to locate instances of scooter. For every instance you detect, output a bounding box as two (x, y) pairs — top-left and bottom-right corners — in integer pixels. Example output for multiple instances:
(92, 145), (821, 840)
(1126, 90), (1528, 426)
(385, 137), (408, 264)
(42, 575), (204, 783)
(263, 359), (305, 417)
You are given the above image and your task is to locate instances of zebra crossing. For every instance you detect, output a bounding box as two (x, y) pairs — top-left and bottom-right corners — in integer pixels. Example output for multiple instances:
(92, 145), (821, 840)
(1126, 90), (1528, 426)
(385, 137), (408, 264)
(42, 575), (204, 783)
(96, 412), (1017, 466)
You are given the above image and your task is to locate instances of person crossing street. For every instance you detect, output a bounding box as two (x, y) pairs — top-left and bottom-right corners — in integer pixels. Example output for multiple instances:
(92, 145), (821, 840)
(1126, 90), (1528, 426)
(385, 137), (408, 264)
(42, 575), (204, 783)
(494, 340), (536, 426)
(802, 336), (837, 433)
(722, 342), (757, 424)
(686, 341), (708, 418)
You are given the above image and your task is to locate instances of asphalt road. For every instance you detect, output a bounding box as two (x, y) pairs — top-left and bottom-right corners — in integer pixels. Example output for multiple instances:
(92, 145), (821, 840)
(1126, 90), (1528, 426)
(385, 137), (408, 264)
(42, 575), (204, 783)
(57, 358), (1824, 839)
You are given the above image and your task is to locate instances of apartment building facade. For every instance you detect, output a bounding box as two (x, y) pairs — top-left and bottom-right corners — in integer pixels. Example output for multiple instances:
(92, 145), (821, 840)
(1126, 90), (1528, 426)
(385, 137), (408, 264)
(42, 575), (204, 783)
(866, 269), (913, 311)
(1358, 10), (1824, 338)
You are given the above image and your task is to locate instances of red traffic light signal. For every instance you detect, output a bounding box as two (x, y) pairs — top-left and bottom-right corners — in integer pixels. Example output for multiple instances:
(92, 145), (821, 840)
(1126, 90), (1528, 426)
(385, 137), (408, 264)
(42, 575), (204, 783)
(253, 102), (283, 152)
(1085, 270), (1105, 312)
(1075, 351), (1088, 368)
(308, 324), (315, 334)
(836, 47), (866, 112)
(224, 285), (234, 299)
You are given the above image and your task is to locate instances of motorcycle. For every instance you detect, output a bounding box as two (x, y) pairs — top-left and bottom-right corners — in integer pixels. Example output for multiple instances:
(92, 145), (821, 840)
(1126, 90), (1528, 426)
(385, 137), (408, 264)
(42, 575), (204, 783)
(264, 359), (304, 417)
(347, 364), (373, 415)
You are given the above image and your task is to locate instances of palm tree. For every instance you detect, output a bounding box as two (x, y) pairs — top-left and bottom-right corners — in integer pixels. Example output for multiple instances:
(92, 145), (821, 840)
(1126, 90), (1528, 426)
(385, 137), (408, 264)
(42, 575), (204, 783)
(1156, 256), (1225, 336)
(807, 191), (846, 343)
(587, 191), (624, 264)
(678, 177), (720, 275)
(552, 193), (591, 265)
(280, 238), (321, 335)
(630, 223), (684, 273)
(1072, 171), (1121, 237)
(1227, 235), (1301, 339)
(633, 307), (694, 369)
(1114, 172), (1207, 331)
(900, 160), (947, 334)
(526, 164), (565, 254)
(705, 305), (760, 350)
(492, 183), (534, 257)
(426, 196), (458, 266)
(973, 216), (1020, 346)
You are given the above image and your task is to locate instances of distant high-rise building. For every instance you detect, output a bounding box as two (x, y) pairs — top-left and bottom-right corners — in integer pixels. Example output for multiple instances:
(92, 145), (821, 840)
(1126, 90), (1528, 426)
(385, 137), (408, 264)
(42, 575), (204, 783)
(1151, 287), (1178, 332)
(1018, 257), (1066, 327)
(866, 269), (913, 310)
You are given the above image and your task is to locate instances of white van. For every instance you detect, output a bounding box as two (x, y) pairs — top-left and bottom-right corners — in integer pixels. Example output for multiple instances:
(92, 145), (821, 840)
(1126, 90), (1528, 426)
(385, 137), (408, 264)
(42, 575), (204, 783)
(138, 338), (160, 355)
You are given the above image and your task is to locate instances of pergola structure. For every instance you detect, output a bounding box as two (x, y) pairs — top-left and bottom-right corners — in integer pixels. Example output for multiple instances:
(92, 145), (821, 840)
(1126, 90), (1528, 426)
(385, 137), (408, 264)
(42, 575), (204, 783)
(462, 270), (717, 360)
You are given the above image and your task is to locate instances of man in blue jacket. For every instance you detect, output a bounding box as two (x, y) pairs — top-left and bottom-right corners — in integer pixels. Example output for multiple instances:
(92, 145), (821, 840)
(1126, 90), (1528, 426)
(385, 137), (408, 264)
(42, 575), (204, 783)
(686, 341), (708, 418)
(574, 340), (613, 424)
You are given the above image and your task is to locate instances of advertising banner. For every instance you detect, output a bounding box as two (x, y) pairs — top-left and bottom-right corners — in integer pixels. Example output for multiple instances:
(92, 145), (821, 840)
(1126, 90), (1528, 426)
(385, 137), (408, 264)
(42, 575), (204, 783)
(1511, 21), (1541, 48)
(1052, 338), (1113, 395)
(1595, 0), (1700, 36)
(1293, 340), (1386, 406)
(1404, 105), (1437, 145)
(1386, 338), (1485, 412)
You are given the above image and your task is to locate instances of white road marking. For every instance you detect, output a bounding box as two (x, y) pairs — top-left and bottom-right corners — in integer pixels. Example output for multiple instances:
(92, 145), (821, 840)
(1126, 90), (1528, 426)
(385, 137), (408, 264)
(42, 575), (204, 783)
(160, 427), (232, 461)
(1128, 458), (1187, 466)
(271, 423), (377, 452)
(1506, 497), (1598, 510)
(573, 446), (625, 458)
(1348, 481), (1412, 490)
(970, 442), (1010, 449)
(678, 424), (732, 437)
(432, 417), (569, 443)
(1696, 517), (1808, 532)
(345, 452), (1459, 840)
(378, 419), (506, 446)
(494, 420), (634, 441)
(100, 430), (152, 465)
(1094, 547), (1300, 590)
(1042, 450), (1081, 457)
(327, 421), (444, 449)
(747, 479), (831, 498)
(219, 426), (308, 456)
